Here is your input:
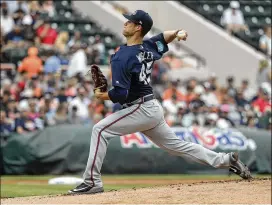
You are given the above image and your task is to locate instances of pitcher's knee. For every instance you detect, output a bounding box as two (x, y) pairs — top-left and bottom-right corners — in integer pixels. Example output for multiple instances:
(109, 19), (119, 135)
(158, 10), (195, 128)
(92, 122), (105, 136)
(91, 122), (109, 146)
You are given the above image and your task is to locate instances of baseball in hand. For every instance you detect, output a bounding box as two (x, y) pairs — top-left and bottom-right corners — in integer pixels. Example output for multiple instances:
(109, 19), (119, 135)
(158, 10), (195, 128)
(176, 30), (187, 41)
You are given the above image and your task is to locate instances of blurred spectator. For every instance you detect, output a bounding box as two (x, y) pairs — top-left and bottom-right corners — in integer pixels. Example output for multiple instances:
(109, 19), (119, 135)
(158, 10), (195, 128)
(189, 86), (206, 118)
(207, 73), (219, 91)
(5, 25), (25, 44)
(258, 110), (271, 130)
(68, 31), (82, 49)
(260, 82), (272, 98)
(226, 76), (237, 97)
(184, 78), (199, 102)
(40, 93), (58, 125)
(1, 7), (15, 35)
(43, 49), (61, 74)
(0, 30), (7, 62)
(252, 86), (271, 114)
(68, 87), (90, 121)
(5, 99), (19, 121)
(14, 107), (36, 134)
(28, 1), (41, 13)
(23, 23), (35, 43)
(1, 79), (12, 95)
(55, 31), (69, 54)
(31, 11), (44, 30)
(36, 20), (58, 49)
(162, 94), (179, 126)
(21, 11), (33, 26)
(91, 36), (106, 64)
(0, 109), (14, 138)
(259, 26), (271, 56)
(201, 82), (220, 107)
(204, 113), (219, 127)
(28, 98), (39, 121)
(41, 0), (55, 17)
(5, 0), (29, 15)
(191, 85), (206, 106)
(256, 59), (271, 86)
(182, 103), (203, 127)
(217, 104), (236, 128)
(220, 92), (241, 126)
(0, 90), (11, 113)
(29, 77), (43, 98)
(221, 1), (248, 35)
(180, 86), (207, 127)
(54, 103), (69, 125)
(245, 113), (258, 128)
(56, 87), (68, 104)
(239, 79), (256, 102)
(88, 98), (106, 120)
(234, 89), (249, 108)
(18, 47), (43, 78)
(67, 43), (88, 78)
(163, 81), (185, 101)
(43, 73), (57, 93)
(172, 102), (187, 126)
(13, 8), (25, 26)
(65, 78), (77, 97)
(68, 105), (81, 124)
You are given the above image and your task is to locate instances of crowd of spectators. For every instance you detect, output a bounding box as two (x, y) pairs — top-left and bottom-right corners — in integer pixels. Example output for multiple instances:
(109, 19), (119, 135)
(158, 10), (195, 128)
(0, 1), (271, 140)
(0, 0), (110, 67)
(157, 75), (271, 130)
(1, 52), (271, 139)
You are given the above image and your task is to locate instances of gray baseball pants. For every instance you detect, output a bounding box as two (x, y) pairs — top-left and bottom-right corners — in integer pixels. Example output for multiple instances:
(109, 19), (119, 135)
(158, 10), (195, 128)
(83, 99), (231, 187)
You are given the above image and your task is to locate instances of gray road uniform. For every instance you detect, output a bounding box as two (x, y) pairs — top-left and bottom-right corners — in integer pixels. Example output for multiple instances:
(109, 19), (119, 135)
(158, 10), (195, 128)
(69, 32), (251, 195)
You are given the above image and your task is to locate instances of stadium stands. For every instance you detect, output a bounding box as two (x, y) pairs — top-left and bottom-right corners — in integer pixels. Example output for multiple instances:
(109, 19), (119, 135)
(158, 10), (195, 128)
(179, 0), (271, 53)
(1, 0), (122, 66)
(0, 1), (271, 139)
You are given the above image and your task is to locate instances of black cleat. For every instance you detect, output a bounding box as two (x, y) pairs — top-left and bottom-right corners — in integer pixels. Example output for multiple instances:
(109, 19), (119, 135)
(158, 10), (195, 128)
(229, 152), (252, 180)
(68, 182), (104, 194)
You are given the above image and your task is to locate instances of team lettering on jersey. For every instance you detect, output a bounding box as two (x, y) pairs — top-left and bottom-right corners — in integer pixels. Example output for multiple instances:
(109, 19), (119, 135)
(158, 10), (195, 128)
(136, 51), (154, 85)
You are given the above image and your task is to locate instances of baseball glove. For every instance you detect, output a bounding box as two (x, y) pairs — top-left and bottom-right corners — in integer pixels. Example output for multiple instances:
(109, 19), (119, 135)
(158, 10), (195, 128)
(87, 64), (108, 92)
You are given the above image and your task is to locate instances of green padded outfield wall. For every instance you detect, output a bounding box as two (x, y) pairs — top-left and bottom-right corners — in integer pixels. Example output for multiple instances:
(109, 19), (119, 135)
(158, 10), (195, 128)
(1, 124), (271, 174)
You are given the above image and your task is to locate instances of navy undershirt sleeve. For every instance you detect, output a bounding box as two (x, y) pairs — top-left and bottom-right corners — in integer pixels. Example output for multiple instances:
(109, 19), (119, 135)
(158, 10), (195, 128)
(108, 86), (128, 104)
(144, 33), (169, 55)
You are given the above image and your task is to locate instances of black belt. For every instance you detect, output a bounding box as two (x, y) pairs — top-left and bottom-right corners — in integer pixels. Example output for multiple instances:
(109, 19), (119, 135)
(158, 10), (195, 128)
(122, 94), (155, 108)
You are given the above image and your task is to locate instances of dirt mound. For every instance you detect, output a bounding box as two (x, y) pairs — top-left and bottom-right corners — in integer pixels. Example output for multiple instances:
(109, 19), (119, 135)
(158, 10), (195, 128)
(2, 178), (271, 204)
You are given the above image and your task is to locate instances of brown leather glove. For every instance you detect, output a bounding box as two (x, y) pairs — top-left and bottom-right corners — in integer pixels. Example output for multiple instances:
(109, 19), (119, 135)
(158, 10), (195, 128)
(88, 64), (108, 92)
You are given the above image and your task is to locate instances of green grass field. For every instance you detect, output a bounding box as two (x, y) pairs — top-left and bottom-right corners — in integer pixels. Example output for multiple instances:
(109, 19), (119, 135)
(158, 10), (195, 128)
(1, 174), (270, 198)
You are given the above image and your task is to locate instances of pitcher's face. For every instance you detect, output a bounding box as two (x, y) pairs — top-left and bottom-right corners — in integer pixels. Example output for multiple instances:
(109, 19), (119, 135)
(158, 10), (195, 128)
(122, 20), (141, 37)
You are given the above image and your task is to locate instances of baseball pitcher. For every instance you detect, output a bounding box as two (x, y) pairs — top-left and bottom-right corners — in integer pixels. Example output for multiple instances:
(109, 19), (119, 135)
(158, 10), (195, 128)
(69, 10), (252, 194)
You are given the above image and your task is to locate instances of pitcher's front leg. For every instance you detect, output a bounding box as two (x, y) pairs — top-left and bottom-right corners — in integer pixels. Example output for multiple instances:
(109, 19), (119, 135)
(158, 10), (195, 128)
(68, 104), (147, 194)
(83, 122), (109, 188)
(68, 121), (109, 195)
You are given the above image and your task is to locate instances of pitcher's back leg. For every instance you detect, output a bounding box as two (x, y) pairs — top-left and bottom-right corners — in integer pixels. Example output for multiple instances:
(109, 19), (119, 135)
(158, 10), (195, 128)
(142, 119), (252, 179)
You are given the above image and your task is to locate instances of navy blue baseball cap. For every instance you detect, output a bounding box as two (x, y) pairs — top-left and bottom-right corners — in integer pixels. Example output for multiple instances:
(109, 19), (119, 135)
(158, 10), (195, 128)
(123, 10), (153, 35)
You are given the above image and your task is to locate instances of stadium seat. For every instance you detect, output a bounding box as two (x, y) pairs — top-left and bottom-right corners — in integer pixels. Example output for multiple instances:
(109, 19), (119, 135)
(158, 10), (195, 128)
(179, 0), (271, 54)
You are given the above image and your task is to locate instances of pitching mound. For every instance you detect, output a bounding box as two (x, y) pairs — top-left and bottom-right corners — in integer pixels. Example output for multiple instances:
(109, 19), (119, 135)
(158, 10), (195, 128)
(2, 178), (271, 204)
